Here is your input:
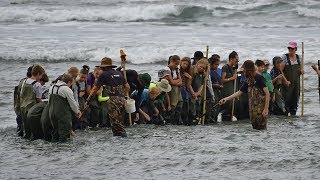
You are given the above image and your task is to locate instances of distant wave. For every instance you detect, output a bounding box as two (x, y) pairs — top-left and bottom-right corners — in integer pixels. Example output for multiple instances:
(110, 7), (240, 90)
(1, 1), (319, 24)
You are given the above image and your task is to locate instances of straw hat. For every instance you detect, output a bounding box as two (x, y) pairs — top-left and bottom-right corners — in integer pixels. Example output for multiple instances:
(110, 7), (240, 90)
(96, 57), (117, 68)
(156, 79), (172, 93)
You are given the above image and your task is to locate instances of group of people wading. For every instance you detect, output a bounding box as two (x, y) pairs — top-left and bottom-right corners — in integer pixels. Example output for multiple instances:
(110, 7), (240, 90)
(13, 41), (317, 142)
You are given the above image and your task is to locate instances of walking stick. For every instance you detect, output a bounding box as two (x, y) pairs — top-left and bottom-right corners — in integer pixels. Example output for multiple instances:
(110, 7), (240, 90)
(201, 46), (209, 125)
(318, 60), (320, 102)
(120, 50), (132, 126)
(231, 67), (237, 121)
(301, 42), (304, 116)
(198, 103), (220, 119)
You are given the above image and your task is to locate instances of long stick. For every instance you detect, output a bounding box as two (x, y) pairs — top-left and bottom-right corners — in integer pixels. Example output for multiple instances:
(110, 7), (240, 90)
(120, 50), (132, 126)
(318, 60), (320, 102)
(231, 68), (237, 120)
(201, 46), (209, 125)
(301, 42), (304, 116)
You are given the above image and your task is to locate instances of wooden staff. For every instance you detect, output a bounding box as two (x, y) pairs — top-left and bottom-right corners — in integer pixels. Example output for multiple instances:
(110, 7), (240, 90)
(318, 60), (320, 102)
(120, 50), (132, 126)
(301, 42), (304, 116)
(231, 66), (238, 120)
(201, 46), (209, 125)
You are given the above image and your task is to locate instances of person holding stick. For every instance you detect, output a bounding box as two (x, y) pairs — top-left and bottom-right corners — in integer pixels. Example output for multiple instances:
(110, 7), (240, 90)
(219, 60), (270, 130)
(281, 41), (304, 116)
(221, 51), (239, 121)
(85, 57), (130, 137)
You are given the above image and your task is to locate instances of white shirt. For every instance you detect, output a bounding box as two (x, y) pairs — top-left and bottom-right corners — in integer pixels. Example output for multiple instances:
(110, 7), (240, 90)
(48, 80), (80, 114)
(165, 66), (179, 80)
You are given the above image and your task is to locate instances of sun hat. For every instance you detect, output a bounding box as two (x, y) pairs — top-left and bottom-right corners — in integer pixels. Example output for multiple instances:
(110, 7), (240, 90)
(138, 73), (151, 88)
(156, 79), (172, 93)
(158, 69), (170, 79)
(288, 41), (297, 49)
(96, 57), (117, 68)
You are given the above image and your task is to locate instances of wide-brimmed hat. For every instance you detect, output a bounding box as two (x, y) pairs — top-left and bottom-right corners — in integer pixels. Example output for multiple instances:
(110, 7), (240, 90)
(191, 51), (204, 60)
(288, 41), (297, 49)
(156, 79), (172, 93)
(96, 57), (117, 68)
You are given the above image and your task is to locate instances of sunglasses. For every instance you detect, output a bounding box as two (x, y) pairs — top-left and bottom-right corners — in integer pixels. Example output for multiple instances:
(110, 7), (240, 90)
(288, 47), (295, 50)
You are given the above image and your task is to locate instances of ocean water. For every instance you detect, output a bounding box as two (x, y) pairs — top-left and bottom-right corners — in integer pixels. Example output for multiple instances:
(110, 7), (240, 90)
(0, 0), (320, 179)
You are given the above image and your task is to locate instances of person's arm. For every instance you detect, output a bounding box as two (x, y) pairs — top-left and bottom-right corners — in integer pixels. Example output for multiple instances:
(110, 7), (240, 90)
(195, 85), (204, 97)
(262, 87), (270, 118)
(219, 91), (243, 104)
(167, 73), (181, 86)
(222, 69), (237, 83)
(64, 87), (80, 114)
(165, 93), (171, 111)
(186, 76), (195, 97)
(206, 76), (215, 101)
(312, 65), (320, 76)
(271, 74), (283, 84)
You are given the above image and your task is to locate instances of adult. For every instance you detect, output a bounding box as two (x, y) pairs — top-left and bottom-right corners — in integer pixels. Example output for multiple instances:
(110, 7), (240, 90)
(281, 41), (304, 116)
(221, 51), (239, 121)
(86, 57), (130, 137)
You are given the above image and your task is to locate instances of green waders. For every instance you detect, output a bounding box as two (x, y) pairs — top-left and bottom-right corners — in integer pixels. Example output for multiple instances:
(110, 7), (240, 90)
(222, 66), (235, 121)
(27, 102), (46, 140)
(20, 80), (37, 139)
(283, 63), (301, 115)
(169, 86), (183, 125)
(41, 103), (53, 141)
(189, 72), (205, 125)
(88, 96), (101, 128)
(48, 85), (72, 142)
(273, 79), (286, 115)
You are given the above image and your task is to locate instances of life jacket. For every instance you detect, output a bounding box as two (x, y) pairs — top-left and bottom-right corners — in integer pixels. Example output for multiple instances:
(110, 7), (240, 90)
(98, 85), (110, 102)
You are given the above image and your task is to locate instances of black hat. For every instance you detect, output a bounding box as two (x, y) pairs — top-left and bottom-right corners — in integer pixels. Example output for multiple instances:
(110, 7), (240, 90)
(272, 56), (283, 65)
(191, 51), (204, 60)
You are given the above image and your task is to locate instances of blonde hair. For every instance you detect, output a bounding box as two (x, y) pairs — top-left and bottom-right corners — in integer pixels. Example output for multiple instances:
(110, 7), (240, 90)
(148, 87), (161, 99)
(194, 58), (208, 74)
(68, 67), (79, 78)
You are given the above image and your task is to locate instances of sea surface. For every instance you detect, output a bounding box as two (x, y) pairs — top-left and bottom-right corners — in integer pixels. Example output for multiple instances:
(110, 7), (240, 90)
(0, 0), (320, 179)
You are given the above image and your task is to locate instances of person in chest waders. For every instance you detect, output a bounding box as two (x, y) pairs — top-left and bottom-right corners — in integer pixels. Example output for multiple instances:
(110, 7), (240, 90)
(48, 74), (81, 142)
(86, 57), (130, 137)
(20, 64), (45, 139)
(281, 41), (304, 116)
(219, 60), (270, 130)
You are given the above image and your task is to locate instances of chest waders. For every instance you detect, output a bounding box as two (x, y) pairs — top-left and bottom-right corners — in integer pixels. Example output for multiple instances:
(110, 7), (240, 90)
(27, 102), (46, 140)
(41, 103), (53, 141)
(248, 85), (267, 130)
(88, 95), (101, 128)
(189, 73), (205, 125)
(98, 85), (110, 128)
(222, 65), (235, 121)
(283, 58), (301, 115)
(48, 85), (72, 142)
(20, 80), (37, 139)
(273, 80), (286, 115)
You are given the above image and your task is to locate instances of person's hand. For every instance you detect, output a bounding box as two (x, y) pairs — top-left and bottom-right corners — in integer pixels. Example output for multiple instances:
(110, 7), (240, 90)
(276, 74), (283, 80)
(262, 108), (269, 118)
(285, 80), (291, 87)
(134, 113), (139, 122)
(162, 107), (166, 112)
(167, 105), (171, 112)
(177, 80), (183, 87)
(154, 108), (159, 116)
(76, 112), (82, 119)
(211, 97), (215, 103)
(232, 73), (238, 80)
(219, 85), (223, 89)
(219, 98), (227, 105)
(84, 102), (89, 110)
(144, 114), (151, 121)
(311, 64), (317, 70)
(183, 72), (192, 79)
(79, 91), (85, 98)
(272, 94), (275, 103)
(301, 69), (305, 75)
(71, 130), (76, 136)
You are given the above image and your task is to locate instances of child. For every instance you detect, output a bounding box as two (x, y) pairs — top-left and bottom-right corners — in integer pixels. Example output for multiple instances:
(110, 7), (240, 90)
(261, 60), (274, 114)
(209, 55), (223, 122)
(270, 56), (289, 115)
(180, 57), (192, 125)
(165, 55), (183, 125)
(138, 87), (162, 124)
(73, 65), (90, 130)
(20, 64), (45, 139)
(188, 58), (208, 125)
(220, 60), (270, 130)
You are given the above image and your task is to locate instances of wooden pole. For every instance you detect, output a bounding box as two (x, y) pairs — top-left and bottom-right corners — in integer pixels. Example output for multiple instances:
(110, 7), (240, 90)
(301, 42), (304, 116)
(201, 46), (209, 125)
(318, 60), (320, 102)
(120, 50), (132, 126)
(231, 67), (237, 121)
